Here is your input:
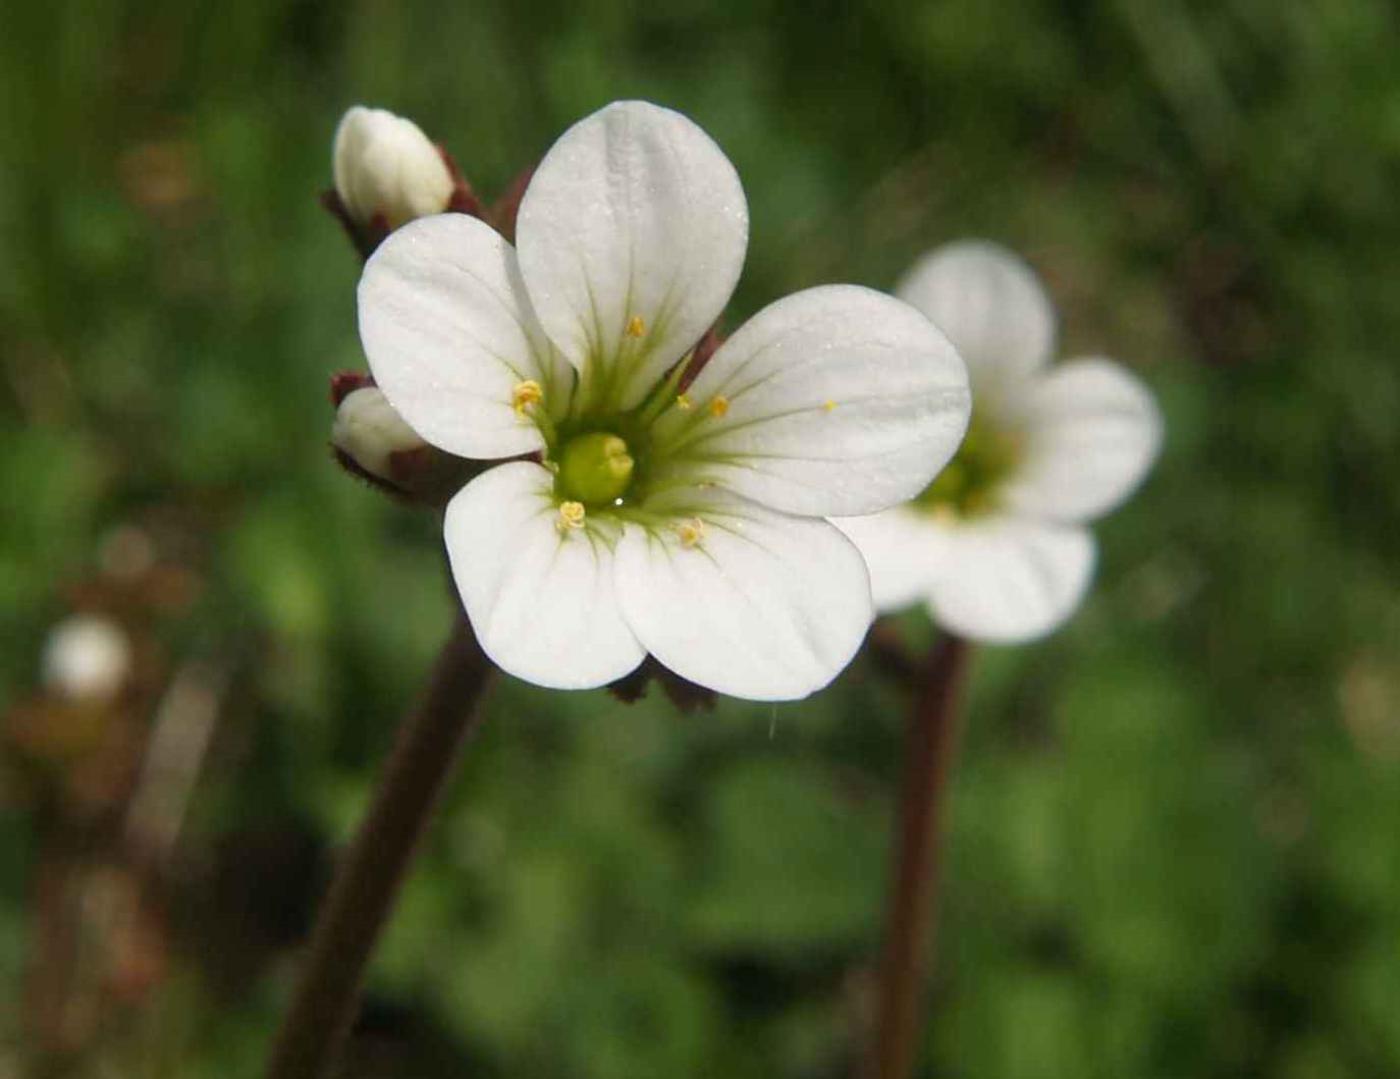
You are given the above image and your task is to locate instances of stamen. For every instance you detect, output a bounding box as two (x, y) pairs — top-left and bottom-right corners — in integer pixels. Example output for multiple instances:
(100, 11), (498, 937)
(556, 500), (586, 533)
(708, 395), (730, 418)
(823, 399), (837, 412)
(512, 379), (543, 416)
(676, 518), (705, 548)
(675, 393), (693, 411)
(625, 315), (647, 338)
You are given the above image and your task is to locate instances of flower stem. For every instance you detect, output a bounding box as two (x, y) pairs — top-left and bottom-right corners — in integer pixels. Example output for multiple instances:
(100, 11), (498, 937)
(265, 615), (493, 1079)
(867, 634), (972, 1079)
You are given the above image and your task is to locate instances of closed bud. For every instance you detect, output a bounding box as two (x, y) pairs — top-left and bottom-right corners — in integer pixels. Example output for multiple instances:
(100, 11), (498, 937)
(332, 386), (428, 483)
(332, 106), (454, 230)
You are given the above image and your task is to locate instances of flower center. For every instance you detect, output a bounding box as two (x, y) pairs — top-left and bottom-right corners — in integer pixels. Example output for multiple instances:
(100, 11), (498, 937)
(557, 431), (635, 505)
(915, 409), (1023, 518)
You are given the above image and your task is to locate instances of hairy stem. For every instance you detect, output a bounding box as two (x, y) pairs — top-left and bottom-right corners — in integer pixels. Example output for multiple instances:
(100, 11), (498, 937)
(266, 616), (493, 1079)
(867, 634), (972, 1079)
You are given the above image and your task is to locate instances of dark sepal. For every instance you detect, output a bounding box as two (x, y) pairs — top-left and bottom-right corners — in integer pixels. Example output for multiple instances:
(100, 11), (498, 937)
(330, 370), (374, 407)
(330, 442), (487, 510)
(438, 145), (487, 220)
(607, 656), (717, 714)
(320, 189), (391, 260)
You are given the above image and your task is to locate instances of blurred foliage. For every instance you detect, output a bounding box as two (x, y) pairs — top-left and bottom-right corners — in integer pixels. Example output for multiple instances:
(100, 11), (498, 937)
(3, 0), (1400, 1077)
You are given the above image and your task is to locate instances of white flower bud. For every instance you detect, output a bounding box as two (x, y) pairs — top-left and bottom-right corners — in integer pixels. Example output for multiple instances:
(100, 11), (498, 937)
(332, 106), (454, 230)
(332, 386), (428, 482)
(42, 614), (132, 704)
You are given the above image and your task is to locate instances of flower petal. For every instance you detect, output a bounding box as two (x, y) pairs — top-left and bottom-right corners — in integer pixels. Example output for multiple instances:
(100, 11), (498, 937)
(895, 240), (1055, 408)
(515, 101), (748, 410)
(444, 462), (645, 689)
(832, 507), (948, 612)
(922, 516), (1096, 643)
(359, 213), (571, 460)
(651, 285), (970, 517)
(614, 490), (872, 701)
(1003, 357), (1163, 522)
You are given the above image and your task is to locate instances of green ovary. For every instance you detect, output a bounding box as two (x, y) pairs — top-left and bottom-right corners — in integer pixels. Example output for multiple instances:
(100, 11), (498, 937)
(915, 410), (1024, 518)
(557, 431), (635, 505)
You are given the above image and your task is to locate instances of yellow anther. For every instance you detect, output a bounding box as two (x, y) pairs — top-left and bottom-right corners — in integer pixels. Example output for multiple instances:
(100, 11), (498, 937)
(512, 379), (543, 416)
(708, 395), (730, 418)
(625, 315), (647, 338)
(675, 393), (693, 411)
(823, 399), (837, 412)
(676, 517), (706, 549)
(556, 500), (586, 533)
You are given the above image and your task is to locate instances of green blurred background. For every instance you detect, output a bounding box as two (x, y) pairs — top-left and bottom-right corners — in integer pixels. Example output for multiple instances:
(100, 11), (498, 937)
(3, 1), (1400, 1076)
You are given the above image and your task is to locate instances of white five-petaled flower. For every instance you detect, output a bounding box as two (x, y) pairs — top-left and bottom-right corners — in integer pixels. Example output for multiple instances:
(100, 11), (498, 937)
(357, 101), (971, 700)
(333, 105), (454, 230)
(836, 241), (1163, 643)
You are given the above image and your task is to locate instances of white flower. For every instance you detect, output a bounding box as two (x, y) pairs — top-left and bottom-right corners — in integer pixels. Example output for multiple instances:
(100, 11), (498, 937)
(836, 241), (1162, 643)
(333, 106), (454, 230)
(43, 614), (132, 703)
(332, 385), (429, 483)
(358, 101), (971, 700)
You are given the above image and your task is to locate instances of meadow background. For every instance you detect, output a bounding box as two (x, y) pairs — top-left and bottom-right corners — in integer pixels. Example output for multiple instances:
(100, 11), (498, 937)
(3, 1), (1400, 1076)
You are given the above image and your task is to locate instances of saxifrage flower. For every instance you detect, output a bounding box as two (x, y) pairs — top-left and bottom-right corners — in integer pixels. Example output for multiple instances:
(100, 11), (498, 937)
(358, 101), (971, 699)
(837, 240), (1162, 643)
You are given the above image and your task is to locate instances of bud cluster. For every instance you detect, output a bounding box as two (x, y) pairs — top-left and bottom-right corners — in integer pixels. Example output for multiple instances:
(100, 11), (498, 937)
(325, 108), (496, 505)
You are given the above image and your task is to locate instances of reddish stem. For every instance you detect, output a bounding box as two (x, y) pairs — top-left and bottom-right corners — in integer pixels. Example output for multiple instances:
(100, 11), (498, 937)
(265, 616), (493, 1079)
(867, 635), (973, 1079)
